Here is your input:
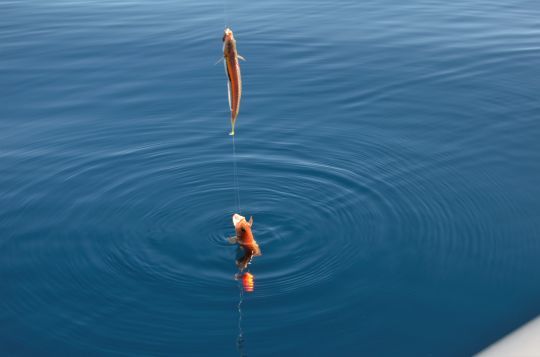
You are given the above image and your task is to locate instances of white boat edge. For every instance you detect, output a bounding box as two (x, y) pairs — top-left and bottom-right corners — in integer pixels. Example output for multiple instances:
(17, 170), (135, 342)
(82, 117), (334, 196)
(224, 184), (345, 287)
(476, 316), (540, 357)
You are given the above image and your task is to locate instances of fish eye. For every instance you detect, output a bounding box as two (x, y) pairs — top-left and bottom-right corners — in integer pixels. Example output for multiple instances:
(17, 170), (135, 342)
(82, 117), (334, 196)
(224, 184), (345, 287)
(241, 227), (246, 232)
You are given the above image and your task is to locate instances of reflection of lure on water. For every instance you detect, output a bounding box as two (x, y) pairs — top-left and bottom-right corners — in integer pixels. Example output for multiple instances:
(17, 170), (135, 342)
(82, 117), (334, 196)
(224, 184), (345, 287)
(228, 213), (261, 270)
(242, 272), (254, 292)
(222, 28), (244, 136)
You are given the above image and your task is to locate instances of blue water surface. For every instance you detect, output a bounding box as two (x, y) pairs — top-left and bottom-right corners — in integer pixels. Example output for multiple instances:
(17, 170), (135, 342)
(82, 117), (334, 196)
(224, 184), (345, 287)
(1, 0), (540, 356)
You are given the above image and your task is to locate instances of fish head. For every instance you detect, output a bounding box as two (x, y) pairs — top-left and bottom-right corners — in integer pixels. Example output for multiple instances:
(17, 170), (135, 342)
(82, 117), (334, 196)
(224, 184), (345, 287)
(232, 213), (253, 228)
(223, 28), (234, 42)
(232, 213), (245, 227)
(232, 213), (255, 244)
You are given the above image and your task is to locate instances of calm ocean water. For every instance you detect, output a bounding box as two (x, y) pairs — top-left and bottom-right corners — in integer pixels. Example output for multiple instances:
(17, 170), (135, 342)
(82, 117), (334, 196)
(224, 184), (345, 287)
(1, 0), (540, 355)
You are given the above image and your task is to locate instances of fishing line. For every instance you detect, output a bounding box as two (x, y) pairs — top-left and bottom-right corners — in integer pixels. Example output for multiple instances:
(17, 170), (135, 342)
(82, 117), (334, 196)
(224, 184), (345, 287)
(223, 6), (247, 356)
(223, 0), (240, 214)
(232, 135), (242, 213)
(223, 0), (230, 29)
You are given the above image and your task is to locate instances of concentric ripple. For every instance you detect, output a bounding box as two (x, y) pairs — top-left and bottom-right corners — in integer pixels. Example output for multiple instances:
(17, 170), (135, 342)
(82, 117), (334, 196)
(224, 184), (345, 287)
(2, 119), (537, 354)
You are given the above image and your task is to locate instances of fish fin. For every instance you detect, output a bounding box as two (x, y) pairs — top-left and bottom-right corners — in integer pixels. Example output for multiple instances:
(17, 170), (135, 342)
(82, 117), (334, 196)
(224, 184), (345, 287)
(228, 236), (238, 244)
(214, 57), (224, 65)
(238, 55), (246, 61)
(248, 216), (253, 226)
(226, 80), (232, 111)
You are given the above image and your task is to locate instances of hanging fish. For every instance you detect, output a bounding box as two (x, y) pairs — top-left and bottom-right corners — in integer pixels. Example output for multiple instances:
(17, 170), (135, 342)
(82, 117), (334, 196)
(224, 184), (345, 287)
(222, 28), (245, 136)
(228, 213), (261, 270)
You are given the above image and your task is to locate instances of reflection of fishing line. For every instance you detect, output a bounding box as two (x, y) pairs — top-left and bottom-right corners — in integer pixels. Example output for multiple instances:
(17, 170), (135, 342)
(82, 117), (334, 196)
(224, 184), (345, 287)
(236, 280), (247, 357)
(232, 135), (242, 213)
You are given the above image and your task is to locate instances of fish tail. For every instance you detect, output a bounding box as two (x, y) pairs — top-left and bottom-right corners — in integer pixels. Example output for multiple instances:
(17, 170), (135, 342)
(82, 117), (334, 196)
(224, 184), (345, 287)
(229, 117), (236, 136)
